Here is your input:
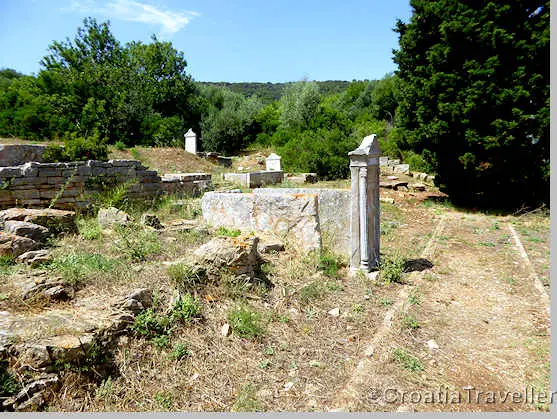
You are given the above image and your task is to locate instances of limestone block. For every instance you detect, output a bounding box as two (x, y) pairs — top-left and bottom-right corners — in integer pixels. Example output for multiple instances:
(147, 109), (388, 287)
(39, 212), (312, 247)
(252, 193), (321, 253)
(0, 208), (77, 234)
(97, 207), (131, 229)
(202, 192), (254, 230)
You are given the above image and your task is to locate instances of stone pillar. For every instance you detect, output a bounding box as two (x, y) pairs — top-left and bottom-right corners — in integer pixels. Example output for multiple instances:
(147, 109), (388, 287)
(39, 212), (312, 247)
(184, 129), (197, 154)
(348, 134), (381, 272)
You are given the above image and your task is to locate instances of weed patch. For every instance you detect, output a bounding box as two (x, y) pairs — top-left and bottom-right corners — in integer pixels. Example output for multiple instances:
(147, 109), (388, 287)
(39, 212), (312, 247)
(380, 253), (406, 284)
(48, 252), (120, 285)
(393, 348), (423, 372)
(216, 226), (241, 237)
(228, 305), (265, 339)
(232, 383), (262, 412)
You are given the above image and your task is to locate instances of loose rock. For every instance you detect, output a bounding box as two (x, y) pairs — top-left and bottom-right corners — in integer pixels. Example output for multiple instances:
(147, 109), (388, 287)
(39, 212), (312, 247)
(0, 232), (39, 257)
(328, 308), (340, 317)
(221, 323), (231, 337)
(97, 207), (131, 229)
(4, 220), (50, 243)
(17, 249), (51, 267)
(0, 208), (77, 235)
(140, 213), (163, 230)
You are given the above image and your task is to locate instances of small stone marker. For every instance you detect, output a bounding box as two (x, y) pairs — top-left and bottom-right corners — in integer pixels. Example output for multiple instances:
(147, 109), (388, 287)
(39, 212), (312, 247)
(265, 153), (281, 171)
(184, 128), (197, 154)
(221, 323), (231, 337)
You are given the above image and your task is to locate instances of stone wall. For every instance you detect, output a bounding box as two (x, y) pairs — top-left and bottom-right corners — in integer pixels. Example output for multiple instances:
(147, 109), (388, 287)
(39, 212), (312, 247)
(0, 144), (47, 167)
(223, 171), (284, 188)
(0, 160), (161, 210)
(161, 173), (212, 197)
(201, 191), (321, 252)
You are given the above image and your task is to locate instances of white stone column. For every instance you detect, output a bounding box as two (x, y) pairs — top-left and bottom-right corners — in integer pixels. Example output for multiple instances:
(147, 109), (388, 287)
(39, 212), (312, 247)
(348, 134), (381, 272)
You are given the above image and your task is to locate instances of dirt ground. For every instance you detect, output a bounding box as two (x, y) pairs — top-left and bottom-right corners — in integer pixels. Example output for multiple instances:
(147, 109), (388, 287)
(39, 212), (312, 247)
(0, 143), (550, 412)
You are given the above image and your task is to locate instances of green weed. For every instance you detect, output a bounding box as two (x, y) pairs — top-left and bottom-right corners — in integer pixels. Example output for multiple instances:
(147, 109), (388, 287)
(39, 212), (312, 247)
(170, 293), (201, 324)
(232, 383), (262, 412)
(393, 348), (423, 372)
(76, 217), (102, 240)
(169, 343), (190, 361)
(380, 253), (406, 284)
(166, 263), (208, 292)
(113, 225), (161, 262)
(299, 281), (325, 304)
(48, 252), (120, 285)
(402, 314), (420, 330)
(228, 305), (265, 339)
(216, 226), (241, 237)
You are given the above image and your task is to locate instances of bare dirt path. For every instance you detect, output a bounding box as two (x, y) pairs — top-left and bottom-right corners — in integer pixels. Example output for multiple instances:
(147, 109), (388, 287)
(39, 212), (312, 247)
(331, 210), (550, 412)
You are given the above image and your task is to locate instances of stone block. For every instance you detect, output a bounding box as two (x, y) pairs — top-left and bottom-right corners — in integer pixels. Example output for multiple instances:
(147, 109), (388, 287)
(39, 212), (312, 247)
(201, 191), (254, 230)
(252, 192), (321, 253)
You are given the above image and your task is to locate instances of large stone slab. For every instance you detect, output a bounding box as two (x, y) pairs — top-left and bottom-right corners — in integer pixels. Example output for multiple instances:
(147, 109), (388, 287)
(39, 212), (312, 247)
(252, 192), (321, 252)
(0, 208), (77, 235)
(201, 191), (322, 253)
(201, 192), (254, 230)
(253, 188), (350, 256)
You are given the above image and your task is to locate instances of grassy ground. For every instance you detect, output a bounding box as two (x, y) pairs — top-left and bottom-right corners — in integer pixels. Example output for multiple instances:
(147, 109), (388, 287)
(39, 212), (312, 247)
(0, 141), (549, 412)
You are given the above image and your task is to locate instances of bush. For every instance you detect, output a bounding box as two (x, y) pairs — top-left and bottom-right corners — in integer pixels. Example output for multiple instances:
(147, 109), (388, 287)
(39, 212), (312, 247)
(114, 141), (127, 151)
(43, 132), (108, 162)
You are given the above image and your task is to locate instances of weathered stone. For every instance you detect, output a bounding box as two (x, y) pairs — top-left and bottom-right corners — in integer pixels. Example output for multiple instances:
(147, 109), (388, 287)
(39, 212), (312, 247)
(252, 193), (321, 252)
(380, 197), (395, 205)
(379, 180), (408, 190)
(4, 220), (50, 242)
(409, 183), (426, 192)
(0, 232), (39, 257)
(3, 374), (59, 411)
(0, 208), (77, 235)
(42, 285), (74, 301)
(193, 235), (263, 279)
(254, 188), (348, 255)
(202, 192), (254, 230)
(0, 144), (47, 167)
(113, 288), (153, 313)
(97, 207), (131, 229)
(140, 213), (163, 230)
(259, 242), (285, 253)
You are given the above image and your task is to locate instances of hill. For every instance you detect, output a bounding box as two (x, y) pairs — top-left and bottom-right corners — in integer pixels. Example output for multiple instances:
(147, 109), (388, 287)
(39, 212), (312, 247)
(197, 80), (351, 103)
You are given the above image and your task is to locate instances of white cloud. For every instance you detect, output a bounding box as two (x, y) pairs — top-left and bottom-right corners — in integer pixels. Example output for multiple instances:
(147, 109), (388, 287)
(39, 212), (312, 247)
(67, 0), (199, 35)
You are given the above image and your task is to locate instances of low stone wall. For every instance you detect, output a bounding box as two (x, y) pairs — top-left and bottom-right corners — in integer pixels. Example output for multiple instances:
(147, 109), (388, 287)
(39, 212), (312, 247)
(223, 171), (284, 188)
(161, 173), (212, 197)
(254, 188), (350, 256)
(0, 144), (47, 167)
(201, 191), (321, 252)
(0, 160), (161, 210)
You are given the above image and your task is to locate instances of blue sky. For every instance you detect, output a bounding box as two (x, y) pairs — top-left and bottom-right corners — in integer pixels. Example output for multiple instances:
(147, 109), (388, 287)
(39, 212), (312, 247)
(0, 0), (413, 82)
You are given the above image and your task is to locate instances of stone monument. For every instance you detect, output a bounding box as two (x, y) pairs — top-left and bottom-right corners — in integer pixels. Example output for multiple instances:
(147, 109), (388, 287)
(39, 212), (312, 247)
(348, 134), (381, 272)
(265, 153), (281, 171)
(184, 129), (197, 154)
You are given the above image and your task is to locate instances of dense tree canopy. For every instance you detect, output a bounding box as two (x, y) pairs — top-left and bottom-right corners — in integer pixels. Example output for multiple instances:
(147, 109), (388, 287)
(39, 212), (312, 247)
(393, 0), (549, 208)
(1, 18), (200, 146)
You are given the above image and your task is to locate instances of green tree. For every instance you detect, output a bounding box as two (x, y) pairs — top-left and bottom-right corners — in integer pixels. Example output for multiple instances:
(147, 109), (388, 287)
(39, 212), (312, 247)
(393, 0), (549, 208)
(200, 87), (262, 154)
(278, 81), (320, 131)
